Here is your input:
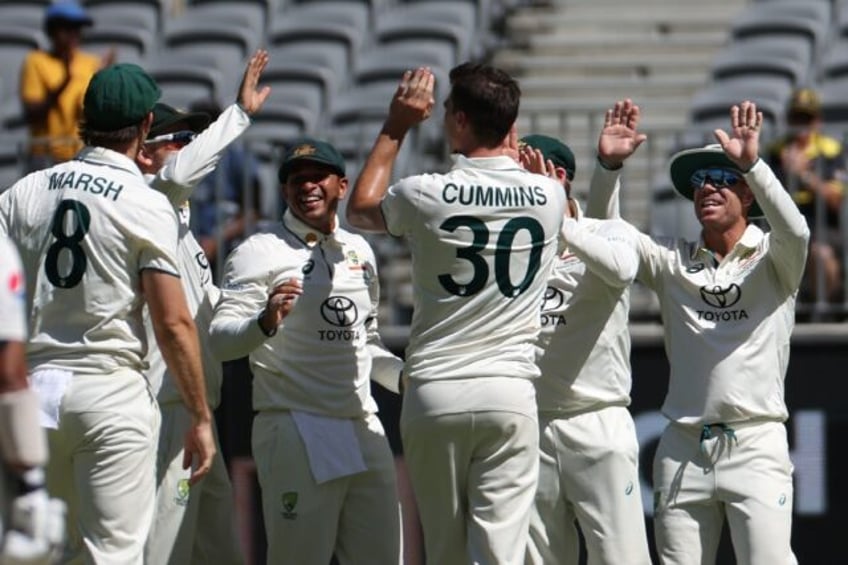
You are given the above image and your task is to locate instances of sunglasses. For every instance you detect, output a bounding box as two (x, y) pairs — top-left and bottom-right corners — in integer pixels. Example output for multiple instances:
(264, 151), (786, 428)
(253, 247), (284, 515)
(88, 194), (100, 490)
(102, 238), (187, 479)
(145, 130), (196, 145)
(690, 168), (741, 190)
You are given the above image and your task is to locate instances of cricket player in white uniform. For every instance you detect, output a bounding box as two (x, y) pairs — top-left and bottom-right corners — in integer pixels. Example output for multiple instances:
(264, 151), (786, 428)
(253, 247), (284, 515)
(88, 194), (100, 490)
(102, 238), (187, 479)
(518, 132), (652, 565)
(139, 50), (270, 565)
(0, 238), (66, 564)
(0, 63), (215, 565)
(347, 65), (566, 565)
(210, 138), (404, 565)
(592, 101), (808, 564)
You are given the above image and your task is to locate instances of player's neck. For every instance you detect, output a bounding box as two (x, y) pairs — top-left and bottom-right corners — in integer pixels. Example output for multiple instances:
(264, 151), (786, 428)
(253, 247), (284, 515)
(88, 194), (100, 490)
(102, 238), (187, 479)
(701, 222), (747, 260)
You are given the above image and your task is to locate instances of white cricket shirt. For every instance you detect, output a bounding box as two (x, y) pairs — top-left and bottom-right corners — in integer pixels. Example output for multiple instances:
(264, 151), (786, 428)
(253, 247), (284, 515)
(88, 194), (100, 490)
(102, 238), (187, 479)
(143, 103), (249, 407)
(535, 209), (640, 415)
(0, 147), (180, 374)
(0, 238), (27, 342)
(381, 155), (566, 416)
(210, 210), (403, 417)
(635, 160), (810, 424)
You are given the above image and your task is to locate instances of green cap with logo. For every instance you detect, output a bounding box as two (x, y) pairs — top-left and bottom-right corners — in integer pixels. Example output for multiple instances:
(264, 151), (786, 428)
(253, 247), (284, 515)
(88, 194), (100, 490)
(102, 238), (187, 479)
(83, 63), (161, 132)
(520, 134), (576, 181)
(278, 138), (346, 183)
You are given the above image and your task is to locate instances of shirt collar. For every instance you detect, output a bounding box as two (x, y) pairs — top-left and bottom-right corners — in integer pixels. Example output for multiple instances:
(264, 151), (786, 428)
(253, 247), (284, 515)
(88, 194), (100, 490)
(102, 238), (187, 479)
(75, 146), (145, 179)
(450, 154), (523, 171)
(282, 208), (342, 248)
(691, 224), (764, 260)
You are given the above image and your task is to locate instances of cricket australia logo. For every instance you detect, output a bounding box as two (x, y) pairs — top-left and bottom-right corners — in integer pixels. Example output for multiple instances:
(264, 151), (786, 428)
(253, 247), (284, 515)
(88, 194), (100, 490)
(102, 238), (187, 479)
(281, 491), (298, 520)
(540, 286), (566, 327)
(697, 283), (747, 322)
(174, 478), (190, 507)
(319, 296), (360, 341)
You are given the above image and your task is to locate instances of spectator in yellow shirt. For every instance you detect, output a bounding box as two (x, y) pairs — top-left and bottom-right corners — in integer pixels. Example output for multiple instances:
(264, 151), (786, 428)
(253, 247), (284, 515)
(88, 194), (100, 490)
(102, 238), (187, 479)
(19, 1), (113, 171)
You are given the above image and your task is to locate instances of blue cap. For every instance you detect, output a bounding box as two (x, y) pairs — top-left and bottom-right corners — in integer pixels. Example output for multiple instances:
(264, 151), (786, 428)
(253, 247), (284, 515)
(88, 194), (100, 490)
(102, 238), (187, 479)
(45, 1), (93, 27)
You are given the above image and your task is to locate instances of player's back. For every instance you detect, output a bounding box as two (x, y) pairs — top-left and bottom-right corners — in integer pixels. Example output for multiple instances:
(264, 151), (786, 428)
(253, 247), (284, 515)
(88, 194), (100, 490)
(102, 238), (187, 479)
(385, 155), (566, 382)
(0, 147), (180, 374)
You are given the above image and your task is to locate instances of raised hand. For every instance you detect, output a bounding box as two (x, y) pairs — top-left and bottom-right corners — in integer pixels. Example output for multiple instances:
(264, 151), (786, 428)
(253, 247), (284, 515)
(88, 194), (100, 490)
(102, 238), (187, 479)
(238, 49), (271, 116)
(597, 99), (647, 168)
(714, 100), (762, 171)
(386, 67), (435, 133)
(519, 144), (557, 180)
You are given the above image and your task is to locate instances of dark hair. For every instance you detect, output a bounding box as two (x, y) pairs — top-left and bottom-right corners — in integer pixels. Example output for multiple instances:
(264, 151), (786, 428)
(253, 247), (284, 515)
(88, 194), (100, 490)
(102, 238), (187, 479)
(447, 62), (520, 148)
(79, 121), (144, 148)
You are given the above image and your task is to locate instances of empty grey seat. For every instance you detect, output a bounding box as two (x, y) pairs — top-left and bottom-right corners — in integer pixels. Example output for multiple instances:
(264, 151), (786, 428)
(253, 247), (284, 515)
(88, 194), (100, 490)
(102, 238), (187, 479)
(147, 63), (224, 109)
(0, 2), (46, 30)
(375, 6), (474, 62)
(819, 76), (848, 126)
(0, 27), (47, 103)
(268, 15), (364, 69)
(86, 3), (159, 35)
(260, 59), (340, 117)
(245, 101), (318, 146)
(731, 1), (830, 51)
(172, 2), (266, 36)
(711, 38), (811, 86)
(81, 25), (155, 65)
(690, 86), (784, 129)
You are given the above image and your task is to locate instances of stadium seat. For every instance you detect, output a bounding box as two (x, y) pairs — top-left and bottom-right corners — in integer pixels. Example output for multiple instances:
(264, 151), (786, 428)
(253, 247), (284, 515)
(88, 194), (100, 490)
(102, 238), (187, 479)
(268, 14), (364, 70)
(0, 26), (47, 103)
(819, 75), (848, 127)
(173, 2), (266, 36)
(731, 1), (830, 52)
(0, 2), (46, 30)
(146, 62), (225, 110)
(244, 101), (318, 146)
(689, 81), (791, 127)
(710, 38), (811, 86)
(260, 59), (339, 115)
(81, 25), (155, 65)
(83, 0), (165, 31)
(85, 2), (159, 35)
(375, 5), (475, 62)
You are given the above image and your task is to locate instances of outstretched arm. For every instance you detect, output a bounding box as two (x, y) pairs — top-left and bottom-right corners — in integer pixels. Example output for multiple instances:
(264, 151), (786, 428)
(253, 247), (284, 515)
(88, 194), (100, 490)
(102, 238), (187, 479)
(150, 50), (272, 205)
(346, 67), (435, 232)
(586, 99), (647, 219)
(715, 101), (810, 291)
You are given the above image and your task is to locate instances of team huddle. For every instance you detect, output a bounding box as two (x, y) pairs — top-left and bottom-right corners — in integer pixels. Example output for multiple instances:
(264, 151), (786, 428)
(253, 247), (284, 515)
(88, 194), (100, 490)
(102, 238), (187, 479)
(0, 46), (806, 565)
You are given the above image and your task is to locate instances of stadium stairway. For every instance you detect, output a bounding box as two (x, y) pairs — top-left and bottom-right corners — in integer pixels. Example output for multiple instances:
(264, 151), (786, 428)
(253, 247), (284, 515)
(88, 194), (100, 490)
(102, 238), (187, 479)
(493, 0), (750, 232)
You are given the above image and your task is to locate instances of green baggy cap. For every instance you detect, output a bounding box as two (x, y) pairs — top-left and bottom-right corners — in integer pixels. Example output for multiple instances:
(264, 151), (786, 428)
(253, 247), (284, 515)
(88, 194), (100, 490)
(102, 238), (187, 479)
(520, 134), (576, 181)
(83, 63), (161, 132)
(278, 138), (346, 183)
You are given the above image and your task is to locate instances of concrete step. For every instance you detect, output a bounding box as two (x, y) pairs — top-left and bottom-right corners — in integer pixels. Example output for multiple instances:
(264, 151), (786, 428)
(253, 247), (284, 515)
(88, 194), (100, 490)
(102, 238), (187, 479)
(524, 34), (731, 57)
(495, 52), (716, 79)
(517, 75), (710, 99)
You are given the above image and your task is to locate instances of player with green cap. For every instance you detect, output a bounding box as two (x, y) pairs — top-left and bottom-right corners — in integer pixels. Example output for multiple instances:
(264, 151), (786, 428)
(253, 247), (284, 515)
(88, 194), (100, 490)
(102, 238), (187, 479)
(519, 125), (652, 564)
(0, 62), (215, 564)
(210, 136), (404, 565)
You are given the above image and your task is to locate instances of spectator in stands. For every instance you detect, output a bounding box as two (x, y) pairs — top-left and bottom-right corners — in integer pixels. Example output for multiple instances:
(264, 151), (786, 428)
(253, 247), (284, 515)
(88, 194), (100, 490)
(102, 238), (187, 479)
(187, 98), (263, 277)
(20, 1), (115, 172)
(766, 87), (847, 306)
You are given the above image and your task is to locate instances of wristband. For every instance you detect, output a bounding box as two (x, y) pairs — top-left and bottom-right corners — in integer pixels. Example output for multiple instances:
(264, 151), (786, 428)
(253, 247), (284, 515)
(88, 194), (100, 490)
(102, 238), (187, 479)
(257, 309), (277, 337)
(597, 156), (623, 171)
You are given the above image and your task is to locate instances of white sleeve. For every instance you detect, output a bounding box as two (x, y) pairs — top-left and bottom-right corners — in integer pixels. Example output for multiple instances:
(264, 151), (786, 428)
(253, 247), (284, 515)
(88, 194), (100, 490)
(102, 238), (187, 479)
(561, 218), (638, 288)
(585, 160), (623, 219)
(743, 159), (811, 293)
(363, 250), (403, 393)
(381, 177), (421, 237)
(151, 104), (252, 206)
(209, 238), (273, 361)
(135, 195), (181, 276)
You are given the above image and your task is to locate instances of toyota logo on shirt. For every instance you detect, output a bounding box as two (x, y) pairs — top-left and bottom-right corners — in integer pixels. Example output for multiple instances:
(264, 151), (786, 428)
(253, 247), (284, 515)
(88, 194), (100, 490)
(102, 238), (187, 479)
(320, 296), (358, 327)
(541, 286), (565, 312)
(699, 284), (742, 309)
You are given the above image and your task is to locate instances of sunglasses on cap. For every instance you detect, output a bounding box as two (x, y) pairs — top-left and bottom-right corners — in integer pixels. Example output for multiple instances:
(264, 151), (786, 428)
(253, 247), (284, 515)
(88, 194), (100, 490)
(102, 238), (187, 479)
(690, 168), (742, 190)
(145, 130), (196, 145)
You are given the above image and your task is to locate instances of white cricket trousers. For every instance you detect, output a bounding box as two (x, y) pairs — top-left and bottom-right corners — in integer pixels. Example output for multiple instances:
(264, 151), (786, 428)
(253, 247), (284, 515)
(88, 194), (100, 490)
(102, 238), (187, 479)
(653, 420), (797, 565)
(144, 403), (243, 565)
(401, 410), (539, 565)
(527, 406), (651, 565)
(46, 370), (159, 565)
(251, 410), (401, 565)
